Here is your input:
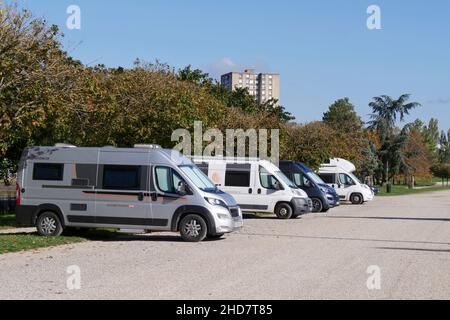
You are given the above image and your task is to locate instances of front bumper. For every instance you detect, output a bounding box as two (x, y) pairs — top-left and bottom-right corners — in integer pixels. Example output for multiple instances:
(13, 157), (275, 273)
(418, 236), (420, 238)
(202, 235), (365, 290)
(214, 206), (243, 234)
(365, 193), (375, 202)
(326, 194), (340, 207)
(291, 197), (313, 215)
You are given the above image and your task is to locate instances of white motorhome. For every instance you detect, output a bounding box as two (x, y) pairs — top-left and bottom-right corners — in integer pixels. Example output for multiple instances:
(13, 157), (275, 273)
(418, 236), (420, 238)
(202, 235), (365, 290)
(318, 158), (374, 205)
(192, 157), (312, 219)
(15, 144), (243, 242)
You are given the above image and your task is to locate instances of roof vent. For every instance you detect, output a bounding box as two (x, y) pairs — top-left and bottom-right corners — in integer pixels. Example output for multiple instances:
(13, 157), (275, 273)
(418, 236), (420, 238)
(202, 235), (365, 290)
(134, 144), (162, 149)
(54, 143), (77, 148)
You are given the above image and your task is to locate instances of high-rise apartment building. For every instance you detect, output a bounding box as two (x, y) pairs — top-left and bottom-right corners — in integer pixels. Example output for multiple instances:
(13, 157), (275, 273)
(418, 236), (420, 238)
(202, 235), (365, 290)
(221, 69), (280, 104)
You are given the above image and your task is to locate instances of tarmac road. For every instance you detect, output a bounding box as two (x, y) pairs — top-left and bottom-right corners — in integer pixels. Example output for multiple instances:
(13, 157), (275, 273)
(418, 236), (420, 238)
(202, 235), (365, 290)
(0, 190), (449, 300)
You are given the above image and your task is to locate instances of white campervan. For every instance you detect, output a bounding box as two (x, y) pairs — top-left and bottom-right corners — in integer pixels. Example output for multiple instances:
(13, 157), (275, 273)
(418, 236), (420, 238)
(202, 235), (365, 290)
(16, 144), (243, 242)
(193, 157), (312, 219)
(318, 158), (374, 205)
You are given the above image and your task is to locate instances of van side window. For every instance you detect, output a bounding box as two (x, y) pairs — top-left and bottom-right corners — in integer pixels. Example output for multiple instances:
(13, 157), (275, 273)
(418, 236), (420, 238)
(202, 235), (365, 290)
(339, 174), (355, 186)
(293, 173), (311, 188)
(155, 167), (185, 194)
(103, 165), (141, 190)
(225, 164), (251, 187)
(259, 167), (280, 190)
(33, 163), (64, 181)
(320, 174), (335, 184)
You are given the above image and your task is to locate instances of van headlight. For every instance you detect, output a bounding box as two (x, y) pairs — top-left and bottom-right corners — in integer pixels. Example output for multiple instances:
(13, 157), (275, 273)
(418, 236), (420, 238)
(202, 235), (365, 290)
(205, 197), (228, 209)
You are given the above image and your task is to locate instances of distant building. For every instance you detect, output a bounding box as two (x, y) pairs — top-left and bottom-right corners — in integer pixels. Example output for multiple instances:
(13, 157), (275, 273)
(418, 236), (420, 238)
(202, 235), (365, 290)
(221, 69), (280, 104)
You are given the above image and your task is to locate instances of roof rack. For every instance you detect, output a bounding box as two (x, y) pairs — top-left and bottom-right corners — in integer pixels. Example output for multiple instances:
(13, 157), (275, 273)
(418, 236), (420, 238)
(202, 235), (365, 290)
(54, 143), (77, 148)
(134, 144), (162, 149)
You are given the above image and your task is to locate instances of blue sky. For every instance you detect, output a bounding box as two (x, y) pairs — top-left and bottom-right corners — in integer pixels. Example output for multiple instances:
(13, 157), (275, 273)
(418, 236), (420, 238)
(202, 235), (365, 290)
(18, 0), (450, 130)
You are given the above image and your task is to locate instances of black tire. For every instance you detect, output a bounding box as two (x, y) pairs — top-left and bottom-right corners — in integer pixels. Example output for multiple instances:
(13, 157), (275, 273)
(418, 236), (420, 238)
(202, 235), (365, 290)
(321, 207), (330, 213)
(350, 193), (364, 205)
(36, 211), (63, 237)
(208, 233), (225, 240)
(179, 214), (208, 242)
(311, 198), (324, 213)
(275, 203), (293, 220)
(291, 213), (301, 219)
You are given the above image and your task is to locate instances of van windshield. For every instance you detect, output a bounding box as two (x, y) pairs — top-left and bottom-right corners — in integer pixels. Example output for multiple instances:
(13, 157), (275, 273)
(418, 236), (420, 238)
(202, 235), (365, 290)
(180, 165), (218, 192)
(348, 172), (362, 184)
(308, 172), (326, 185)
(275, 171), (298, 189)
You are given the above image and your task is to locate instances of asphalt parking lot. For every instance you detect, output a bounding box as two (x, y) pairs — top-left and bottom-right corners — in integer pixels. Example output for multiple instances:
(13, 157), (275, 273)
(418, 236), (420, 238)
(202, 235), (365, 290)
(0, 190), (449, 300)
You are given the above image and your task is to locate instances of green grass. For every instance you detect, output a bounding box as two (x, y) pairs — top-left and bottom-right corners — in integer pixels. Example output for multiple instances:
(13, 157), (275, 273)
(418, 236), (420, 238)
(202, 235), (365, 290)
(376, 184), (450, 196)
(0, 217), (118, 254)
(0, 233), (87, 254)
(0, 215), (17, 230)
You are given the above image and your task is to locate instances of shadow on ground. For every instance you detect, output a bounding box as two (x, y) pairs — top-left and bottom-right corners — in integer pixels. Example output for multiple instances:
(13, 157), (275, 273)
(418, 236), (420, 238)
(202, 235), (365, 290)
(0, 229), (226, 243)
(324, 216), (450, 222)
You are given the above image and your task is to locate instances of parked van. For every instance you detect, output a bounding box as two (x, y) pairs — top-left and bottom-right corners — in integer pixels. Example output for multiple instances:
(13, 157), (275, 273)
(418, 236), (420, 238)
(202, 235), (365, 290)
(15, 145), (243, 242)
(318, 158), (374, 205)
(192, 157), (312, 219)
(279, 161), (340, 213)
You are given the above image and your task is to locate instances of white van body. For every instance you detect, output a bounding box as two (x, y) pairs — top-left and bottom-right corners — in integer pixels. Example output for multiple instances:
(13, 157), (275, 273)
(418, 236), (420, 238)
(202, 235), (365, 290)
(192, 157), (312, 219)
(318, 158), (374, 205)
(16, 145), (243, 242)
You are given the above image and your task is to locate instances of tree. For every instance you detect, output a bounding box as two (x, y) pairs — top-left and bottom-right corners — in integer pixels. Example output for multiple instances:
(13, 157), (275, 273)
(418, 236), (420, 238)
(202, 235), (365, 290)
(439, 131), (450, 163)
(356, 140), (380, 184)
(402, 130), (431, 188)
(368, 94), (421, 141)
(323, 98), (363, 132)
(431, 164), (450, 186)
(0, 5), (88, 172)
(368, 94), (421, 185)
(282, 122), (363, 170)
(177, 65), (213, 86)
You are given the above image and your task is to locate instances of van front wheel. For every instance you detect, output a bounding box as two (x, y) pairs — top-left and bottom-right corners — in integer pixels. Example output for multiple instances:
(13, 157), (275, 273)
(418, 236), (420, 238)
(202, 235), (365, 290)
(180, 214), (208, 242)
(275, 203), (293, 219)
(311, 198), (323, 213)
(36, 212), (63, 237)
(350, 193), (364, 205)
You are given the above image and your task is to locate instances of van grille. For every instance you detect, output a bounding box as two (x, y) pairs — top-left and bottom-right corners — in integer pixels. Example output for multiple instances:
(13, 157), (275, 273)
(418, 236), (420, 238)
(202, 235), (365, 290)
(230, 208), (240, 218)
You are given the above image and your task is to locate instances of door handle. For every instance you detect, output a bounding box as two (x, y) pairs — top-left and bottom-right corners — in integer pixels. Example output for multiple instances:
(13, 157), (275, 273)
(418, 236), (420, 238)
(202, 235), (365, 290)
(150, 192), (158, 202)
(248, 188), (253, 194)
(258, 189), (262, 194)
(138, 192), (144, 202)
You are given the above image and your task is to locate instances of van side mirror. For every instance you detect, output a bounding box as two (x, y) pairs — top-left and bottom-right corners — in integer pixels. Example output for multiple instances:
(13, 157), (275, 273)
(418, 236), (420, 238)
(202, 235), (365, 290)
(177, 181), (187, 196)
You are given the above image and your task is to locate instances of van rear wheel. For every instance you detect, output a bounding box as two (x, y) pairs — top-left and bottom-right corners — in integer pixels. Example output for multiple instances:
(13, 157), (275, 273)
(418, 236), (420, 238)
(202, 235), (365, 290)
(275, 203), (293, 219)
(180, 214), (208, 242)
(36, 212), (63, 237)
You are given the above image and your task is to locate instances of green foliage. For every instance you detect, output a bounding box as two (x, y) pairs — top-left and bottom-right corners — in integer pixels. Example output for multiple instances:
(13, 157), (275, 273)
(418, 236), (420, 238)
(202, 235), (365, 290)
(282, 122), (363, 170)
(368, 94), (421, 141)
(0, 158), (16, 185)
(368, 94), (423, 184)
(431, 164), (450, 181)
(323, 98), (363, 132)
